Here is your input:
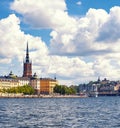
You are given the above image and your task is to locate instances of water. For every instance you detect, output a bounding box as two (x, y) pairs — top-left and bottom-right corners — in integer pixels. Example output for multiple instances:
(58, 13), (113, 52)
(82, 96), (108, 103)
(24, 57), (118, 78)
(0, 97), (120, 128)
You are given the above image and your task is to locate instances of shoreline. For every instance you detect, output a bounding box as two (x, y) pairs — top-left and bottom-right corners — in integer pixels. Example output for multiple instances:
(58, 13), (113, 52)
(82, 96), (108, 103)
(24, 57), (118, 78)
(0, 93), (87, 98)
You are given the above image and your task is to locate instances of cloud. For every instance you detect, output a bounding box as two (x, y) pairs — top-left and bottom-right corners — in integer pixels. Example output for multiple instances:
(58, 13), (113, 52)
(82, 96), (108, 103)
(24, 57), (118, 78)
(0, 14), (48, 61)
(0, 14), (49, 75)
(50, 8), (110, 56)
(0, 14), (22, 61)
(97, 6), (120, 42)
(76, 1), (82, 6)
(11, 0), (67, 28)
(50, 7), (120, 57)
(12, 0), (110, 56)
(93, 55), (120, 80)
(10, 1), (120, 57)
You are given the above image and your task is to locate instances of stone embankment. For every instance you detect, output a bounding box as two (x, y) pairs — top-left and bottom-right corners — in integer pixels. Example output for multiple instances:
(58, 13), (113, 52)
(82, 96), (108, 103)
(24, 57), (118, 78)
(0, 93), (87, 98)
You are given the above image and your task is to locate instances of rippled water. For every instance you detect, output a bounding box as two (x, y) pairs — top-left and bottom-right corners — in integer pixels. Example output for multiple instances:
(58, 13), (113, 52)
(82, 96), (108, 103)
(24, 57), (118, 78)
(0, 97), (120, 128)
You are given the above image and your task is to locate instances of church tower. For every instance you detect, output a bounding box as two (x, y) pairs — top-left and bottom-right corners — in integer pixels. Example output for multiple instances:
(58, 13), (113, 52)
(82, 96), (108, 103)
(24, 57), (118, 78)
(23, 43), (32, 78)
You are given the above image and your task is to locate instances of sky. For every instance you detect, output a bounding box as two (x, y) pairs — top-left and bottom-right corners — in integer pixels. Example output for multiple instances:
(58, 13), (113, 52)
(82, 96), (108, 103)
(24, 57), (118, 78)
(0, 0), (120, 85)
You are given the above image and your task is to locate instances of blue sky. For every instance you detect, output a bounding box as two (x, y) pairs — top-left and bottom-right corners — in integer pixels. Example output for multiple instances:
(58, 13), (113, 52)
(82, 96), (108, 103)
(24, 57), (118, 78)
(0, 0), (120, 85)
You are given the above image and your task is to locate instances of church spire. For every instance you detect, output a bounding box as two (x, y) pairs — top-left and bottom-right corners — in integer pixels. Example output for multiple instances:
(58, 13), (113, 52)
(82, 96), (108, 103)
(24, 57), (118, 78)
(26, 42), (29, 63)
(23, 42), (32, 78)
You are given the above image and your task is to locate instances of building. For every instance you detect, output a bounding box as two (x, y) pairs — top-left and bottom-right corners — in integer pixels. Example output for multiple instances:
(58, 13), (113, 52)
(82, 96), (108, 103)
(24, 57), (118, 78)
(23, 42), (32, 78)
(0, 77), (19, 90)
(40, 78), (58, 94)
(30, 73), (40, 94)
(0, 71), (30, 90)
(17, 77), (30, 87)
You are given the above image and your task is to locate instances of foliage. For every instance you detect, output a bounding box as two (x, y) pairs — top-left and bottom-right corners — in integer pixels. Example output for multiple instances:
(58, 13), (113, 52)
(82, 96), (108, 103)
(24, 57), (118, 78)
(53, 85), (76, 95)
(70, 85), (80, 93)
(1, 85), (35, 95)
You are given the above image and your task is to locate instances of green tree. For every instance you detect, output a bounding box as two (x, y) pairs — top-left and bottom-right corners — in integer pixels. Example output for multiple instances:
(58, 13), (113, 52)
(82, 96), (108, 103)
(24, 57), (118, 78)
(2, 85), (35, 95)
(54, 85), (76, 95)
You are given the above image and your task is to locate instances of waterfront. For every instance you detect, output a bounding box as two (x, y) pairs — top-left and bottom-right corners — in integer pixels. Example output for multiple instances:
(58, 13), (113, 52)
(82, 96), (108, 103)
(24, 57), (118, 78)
(0, 97), (120, 128)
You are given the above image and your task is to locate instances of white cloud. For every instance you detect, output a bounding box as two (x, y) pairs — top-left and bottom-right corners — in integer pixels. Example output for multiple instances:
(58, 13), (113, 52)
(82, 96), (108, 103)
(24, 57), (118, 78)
(11, 0), (67, 28)
(0, 14), (48, 61)
(0, 14), (23, 60)
(93, 56), (120, 80)
(50, 8), (110, 56)
(50, 7), (120, 57)
(10, 1), (120, 57)
(76, 1), (82, 6)
(97, 6), (120, 42)
(0, 14), (49, 76)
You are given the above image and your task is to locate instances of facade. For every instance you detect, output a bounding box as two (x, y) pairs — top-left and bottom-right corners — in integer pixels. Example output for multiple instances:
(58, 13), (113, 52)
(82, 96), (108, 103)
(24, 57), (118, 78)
(0, 77), (19, 90)
(79, 78), (120, 96)
(17, 77), (30, 86)
(30, 73), (40, 94)
(23, 43), (32, 78)
(0, 71), (30, 90)
(40, 78), (58, 94)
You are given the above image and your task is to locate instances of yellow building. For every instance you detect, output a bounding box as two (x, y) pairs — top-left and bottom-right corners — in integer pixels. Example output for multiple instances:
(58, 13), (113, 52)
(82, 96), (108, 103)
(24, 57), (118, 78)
(0, 71), (30, 90)
(40, 78), (58, 94)
(0, 78), (19, 90)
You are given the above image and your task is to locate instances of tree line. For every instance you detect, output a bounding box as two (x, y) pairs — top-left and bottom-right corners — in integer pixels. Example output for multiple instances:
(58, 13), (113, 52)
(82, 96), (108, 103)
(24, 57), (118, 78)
(0, 84), (79, 95)
(53, 85), (78, 95)
(1, 85), (35, 95)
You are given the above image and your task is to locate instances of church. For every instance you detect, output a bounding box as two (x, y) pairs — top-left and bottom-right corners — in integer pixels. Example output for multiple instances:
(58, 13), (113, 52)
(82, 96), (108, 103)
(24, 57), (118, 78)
(0, 43), (58, 95)
(23, 42), (32, 78)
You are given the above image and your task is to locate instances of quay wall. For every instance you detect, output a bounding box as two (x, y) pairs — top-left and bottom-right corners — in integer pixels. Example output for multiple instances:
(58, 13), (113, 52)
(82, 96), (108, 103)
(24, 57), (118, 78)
(0, 93), (87, 98)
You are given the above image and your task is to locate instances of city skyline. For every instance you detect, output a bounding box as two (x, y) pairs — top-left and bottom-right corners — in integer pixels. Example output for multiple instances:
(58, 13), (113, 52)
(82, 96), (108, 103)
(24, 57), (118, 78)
(0, 0), (120, 85)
